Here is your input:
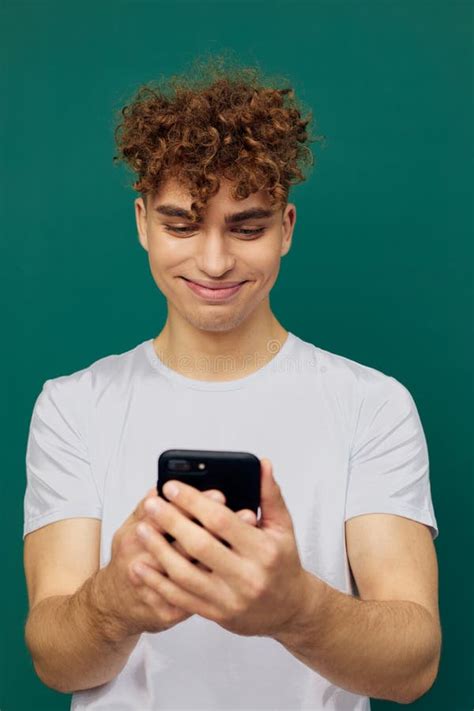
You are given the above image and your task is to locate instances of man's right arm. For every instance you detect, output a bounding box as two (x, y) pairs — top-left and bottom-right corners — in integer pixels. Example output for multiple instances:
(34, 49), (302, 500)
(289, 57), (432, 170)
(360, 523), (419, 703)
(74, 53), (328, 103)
(23, 487), (232, 693)
(24, 487), (255, 693)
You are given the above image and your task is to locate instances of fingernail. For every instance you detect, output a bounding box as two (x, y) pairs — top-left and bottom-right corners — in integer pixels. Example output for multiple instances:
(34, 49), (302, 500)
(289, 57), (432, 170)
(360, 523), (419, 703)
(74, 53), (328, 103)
(137, 522), (151, 539)
(239, 512), (253, 522)
(145, 498), (162, 515)
(164, 482), (179, 499)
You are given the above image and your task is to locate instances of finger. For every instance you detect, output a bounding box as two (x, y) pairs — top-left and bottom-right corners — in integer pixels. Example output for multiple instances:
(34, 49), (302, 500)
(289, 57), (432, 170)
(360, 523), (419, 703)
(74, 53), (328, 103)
(169, 512), (255, 567)
(134, 575), (188, 618)
(135, 522), (221, 612)
(172, 538), (194, 559)
(143, 488), (227, 545)
(129, 549), (168, 585)
(140, 530), (207, 572)
(144, 494), (251, 582)
(203, 489), (226, 504)
(131, 543), (205, 586)
(236, 509), (257, 525)
(171, 542), (212, 572)
(136, 487), (225, 522)
(133, 560), (218, 620)
(131, 489), (213, 583)
(131, 487), (157, 522)
(157, 481), (263, 558)
(138, 489), (219, 537)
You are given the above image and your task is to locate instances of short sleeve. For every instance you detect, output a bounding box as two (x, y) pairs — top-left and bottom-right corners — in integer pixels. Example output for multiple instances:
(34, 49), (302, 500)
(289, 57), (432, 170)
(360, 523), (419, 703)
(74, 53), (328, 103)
(345, 375), (439, 540)
(23, 376), (102, 539)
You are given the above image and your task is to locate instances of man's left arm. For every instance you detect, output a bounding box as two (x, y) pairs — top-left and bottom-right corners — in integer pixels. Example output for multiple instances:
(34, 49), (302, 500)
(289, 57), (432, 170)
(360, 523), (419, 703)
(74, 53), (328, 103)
(272, 513), (441, 705)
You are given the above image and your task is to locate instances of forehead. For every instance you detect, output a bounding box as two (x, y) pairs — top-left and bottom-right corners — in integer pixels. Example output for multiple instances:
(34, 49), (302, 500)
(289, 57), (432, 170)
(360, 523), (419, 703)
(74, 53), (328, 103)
(150, 176), (272, 211)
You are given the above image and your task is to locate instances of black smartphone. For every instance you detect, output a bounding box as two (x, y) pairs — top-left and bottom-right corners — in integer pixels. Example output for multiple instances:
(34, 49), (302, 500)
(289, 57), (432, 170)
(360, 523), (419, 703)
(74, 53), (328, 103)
(157, 449), (261, 545)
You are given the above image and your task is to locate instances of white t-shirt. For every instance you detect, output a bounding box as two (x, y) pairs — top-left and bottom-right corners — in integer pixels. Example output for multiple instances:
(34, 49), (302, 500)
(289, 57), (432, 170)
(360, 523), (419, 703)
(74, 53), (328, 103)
(23, 331), (439, 711)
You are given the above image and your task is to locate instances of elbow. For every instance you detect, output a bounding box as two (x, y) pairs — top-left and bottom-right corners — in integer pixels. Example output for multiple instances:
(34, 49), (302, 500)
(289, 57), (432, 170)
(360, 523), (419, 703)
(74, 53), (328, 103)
(25, 631), (69, 694)
(32, 658), (111, 694)
(397, 658), (440, 705)
(26, 637), (72, 694)
(32, 659), (72, 694)
(397, 622), (442, 705)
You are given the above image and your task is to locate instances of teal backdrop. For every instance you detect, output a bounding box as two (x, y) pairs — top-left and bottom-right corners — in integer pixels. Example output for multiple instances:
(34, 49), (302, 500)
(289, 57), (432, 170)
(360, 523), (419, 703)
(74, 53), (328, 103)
(2, 1), (472, 709)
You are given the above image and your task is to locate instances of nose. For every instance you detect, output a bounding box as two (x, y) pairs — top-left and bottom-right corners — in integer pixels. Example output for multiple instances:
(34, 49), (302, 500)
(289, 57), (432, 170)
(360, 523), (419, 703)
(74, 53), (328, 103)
(194, 230), (236, 276)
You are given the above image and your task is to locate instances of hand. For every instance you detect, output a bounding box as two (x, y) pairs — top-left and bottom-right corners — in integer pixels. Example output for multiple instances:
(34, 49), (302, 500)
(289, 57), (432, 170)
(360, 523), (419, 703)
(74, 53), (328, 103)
(133, 458), (309, 639)
(149, 489), (258, 574)
(97, 487), (259, 638)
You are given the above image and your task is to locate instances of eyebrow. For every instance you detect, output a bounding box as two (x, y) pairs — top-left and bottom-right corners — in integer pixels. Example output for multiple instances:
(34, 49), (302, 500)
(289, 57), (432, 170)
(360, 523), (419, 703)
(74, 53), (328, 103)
(154, 204), (274, 224)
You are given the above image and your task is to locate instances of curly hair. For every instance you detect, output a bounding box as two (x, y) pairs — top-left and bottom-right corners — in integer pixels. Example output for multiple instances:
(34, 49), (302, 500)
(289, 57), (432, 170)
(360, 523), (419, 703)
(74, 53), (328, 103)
(112, 52), (325, 222)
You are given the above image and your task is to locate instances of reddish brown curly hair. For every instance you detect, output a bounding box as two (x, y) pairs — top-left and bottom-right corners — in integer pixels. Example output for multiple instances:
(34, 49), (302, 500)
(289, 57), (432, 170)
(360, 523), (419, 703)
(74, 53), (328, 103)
(113, 53), (325, 222)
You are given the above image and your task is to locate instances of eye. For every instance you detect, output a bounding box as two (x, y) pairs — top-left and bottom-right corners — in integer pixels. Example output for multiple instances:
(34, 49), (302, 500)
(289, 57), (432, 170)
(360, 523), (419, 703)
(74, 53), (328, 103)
(164, 225), (265, 238)
(165, 225), (195, 234)
(236, 228), (265, 237)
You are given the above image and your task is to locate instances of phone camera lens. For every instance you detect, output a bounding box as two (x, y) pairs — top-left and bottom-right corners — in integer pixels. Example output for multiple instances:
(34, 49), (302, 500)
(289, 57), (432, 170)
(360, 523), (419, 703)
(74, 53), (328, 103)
(168, 459), (191, 472)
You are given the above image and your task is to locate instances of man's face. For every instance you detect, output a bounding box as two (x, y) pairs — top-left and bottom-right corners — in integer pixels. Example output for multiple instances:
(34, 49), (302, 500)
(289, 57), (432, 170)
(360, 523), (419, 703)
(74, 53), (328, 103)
(135, 176), (296, 334)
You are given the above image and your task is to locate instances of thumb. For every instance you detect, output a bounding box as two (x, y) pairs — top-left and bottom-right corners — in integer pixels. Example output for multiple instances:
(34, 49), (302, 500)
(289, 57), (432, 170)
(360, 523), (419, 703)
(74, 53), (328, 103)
(258, 458), (292, 532)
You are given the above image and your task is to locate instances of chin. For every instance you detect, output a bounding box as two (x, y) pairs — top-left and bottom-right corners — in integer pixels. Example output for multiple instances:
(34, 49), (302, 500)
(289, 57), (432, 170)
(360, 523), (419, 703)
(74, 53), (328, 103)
(184, 308), (251, 334)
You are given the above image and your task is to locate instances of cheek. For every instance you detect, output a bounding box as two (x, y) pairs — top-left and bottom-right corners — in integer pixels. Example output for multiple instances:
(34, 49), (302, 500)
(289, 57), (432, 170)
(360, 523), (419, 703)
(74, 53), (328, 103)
(148, 240), (189, 275)
(239, 237), (280, 265)
(249, 247), (282, 279)
(254, 249), (283, 292)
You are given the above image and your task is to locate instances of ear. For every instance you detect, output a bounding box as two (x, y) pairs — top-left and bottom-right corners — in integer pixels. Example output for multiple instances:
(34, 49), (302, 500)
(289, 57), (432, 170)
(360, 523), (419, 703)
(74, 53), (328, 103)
(135, 196), (149, 251)
(281, 203), (296, 257)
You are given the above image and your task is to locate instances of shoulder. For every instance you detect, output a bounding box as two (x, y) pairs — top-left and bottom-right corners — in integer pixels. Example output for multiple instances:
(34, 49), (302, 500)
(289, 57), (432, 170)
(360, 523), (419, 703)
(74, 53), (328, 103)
(33, 339), (149, 415)
(292, 333), (415, 411)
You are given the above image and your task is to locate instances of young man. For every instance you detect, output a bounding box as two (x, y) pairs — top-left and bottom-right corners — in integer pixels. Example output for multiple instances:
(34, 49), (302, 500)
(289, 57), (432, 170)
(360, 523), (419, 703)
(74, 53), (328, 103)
(23, 59), (441, 710)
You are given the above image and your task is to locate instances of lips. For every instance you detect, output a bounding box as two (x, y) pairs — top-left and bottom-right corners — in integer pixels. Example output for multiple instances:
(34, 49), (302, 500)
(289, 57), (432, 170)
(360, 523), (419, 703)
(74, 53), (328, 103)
(182, 278), (246, 301)
(183, 278), (245, 289)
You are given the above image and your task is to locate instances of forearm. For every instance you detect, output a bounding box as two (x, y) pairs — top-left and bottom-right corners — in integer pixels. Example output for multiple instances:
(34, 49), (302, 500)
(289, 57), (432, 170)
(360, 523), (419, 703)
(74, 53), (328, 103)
(273, 571), (441, 704)
(25, 567), (141, 693)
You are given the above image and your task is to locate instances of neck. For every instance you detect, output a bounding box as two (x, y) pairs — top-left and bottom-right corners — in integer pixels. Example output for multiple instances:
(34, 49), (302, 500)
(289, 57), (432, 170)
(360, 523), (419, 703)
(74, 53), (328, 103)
(152, 309), (289, 382)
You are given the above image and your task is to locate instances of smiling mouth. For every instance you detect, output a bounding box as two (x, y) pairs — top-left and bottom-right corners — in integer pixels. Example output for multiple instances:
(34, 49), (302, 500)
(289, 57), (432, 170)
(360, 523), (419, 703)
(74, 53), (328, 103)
(182, 277), (246, 289)
(181, 277), (247, 301)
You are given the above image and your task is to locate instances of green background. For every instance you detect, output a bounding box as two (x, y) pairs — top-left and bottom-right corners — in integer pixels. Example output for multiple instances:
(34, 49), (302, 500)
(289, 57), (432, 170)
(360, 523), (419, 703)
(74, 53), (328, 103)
(2, 0), (472, 709)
